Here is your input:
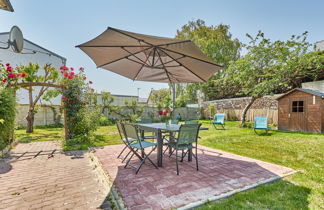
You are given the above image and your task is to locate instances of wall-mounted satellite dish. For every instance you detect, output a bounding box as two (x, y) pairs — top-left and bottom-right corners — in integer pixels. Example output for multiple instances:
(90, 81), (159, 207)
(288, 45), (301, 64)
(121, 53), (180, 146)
(9, 26), (24, 53)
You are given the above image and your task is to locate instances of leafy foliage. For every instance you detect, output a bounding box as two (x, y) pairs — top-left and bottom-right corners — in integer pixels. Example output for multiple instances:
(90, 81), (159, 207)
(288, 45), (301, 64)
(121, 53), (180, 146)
(225, 31), (324, 124)
(61, 67), (100, 141)
(176, 19), (242, 100)
(0, 88), (16, 151)
(124, 99), (143, 123)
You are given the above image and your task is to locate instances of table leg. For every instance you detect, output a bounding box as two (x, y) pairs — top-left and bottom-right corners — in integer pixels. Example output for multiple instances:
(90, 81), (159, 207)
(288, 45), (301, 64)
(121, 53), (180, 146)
(157, 130), (163, 167)
(188, 148), (192, 162)
(169, 132), (173, 154)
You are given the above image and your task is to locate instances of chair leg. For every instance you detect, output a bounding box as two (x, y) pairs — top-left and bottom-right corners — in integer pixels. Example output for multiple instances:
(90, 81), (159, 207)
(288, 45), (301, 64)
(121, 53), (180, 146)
(176, 149), (179, 175)
(135, 146), (158, 174)
(122, 150), (131, 163)
(180, 149), (184, 162)
(117, 145), (127, 158)
(124, 152), (135, 168)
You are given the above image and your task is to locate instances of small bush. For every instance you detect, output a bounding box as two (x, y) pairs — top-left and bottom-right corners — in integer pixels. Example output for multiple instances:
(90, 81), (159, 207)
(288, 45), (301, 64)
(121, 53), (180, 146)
(0, 88), (16, 151)
(99, 115), (114, 126)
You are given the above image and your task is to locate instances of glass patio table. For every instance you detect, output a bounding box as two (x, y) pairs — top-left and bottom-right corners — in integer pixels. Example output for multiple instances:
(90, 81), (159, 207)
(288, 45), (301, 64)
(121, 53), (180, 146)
(136, 123), (208, 167)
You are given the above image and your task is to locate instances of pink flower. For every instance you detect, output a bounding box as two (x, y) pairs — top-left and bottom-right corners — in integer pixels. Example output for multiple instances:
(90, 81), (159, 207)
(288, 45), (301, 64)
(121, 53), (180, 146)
(7, 73), (15, 78)
(158, 110), (163, 115)
(21, 72), (26, 77)
(61, 96), (68, 101)
(70, 67), (74, 71)
(2, 79), (7, 82)
(7, 66), (13, 72)
(5, 63), (10, 67)
(60, 66), (69, 71)
(79, 67), (84, 71)
(89, 81), (93, 84)
(82, 76), (86, 80)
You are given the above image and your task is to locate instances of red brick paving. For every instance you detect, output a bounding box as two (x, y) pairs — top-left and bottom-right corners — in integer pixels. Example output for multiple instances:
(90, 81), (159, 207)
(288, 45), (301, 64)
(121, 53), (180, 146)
(94, 144), (295, 210)
(0, 141), (109, 210)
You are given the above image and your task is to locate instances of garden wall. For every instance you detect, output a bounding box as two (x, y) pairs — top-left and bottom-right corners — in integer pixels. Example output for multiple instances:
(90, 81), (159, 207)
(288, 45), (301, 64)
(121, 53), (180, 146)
(16, 104), (62, 127)
(202, 95), (282, 125)
(15, 105), (201, 127)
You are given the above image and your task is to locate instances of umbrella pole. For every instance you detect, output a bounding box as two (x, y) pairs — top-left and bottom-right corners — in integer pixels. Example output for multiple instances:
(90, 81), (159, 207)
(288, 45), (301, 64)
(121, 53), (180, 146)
(172, 83), (175, 118)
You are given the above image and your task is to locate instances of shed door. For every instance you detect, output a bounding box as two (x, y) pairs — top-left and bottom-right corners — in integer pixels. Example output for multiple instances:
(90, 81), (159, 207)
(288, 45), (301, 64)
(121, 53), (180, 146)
(289, 99), (307, 131)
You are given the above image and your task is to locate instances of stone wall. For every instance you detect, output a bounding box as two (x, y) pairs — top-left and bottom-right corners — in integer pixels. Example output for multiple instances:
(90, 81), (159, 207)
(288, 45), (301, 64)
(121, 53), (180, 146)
(202, 95), (282, 125)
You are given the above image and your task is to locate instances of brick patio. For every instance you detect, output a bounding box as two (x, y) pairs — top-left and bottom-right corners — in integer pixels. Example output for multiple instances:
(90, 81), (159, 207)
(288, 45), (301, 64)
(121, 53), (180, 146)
(94, 144), (295, 210)
(0, 141), (109, 210)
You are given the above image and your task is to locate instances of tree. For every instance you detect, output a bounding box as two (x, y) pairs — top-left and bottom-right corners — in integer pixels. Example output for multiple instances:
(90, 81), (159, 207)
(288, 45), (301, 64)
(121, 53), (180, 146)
(19, 63), (60, 133)
(226, 31), (324, 125)
(100, 91), (120, 116)
(124, 99), (143, 123)
(176, 19), (242, 100)
(149, 88), (171, 106)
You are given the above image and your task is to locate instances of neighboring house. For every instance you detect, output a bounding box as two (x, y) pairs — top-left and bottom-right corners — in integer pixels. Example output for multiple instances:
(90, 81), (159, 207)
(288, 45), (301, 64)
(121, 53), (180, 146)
(0, 32), (66, 105)
(315, 40), (324, 51)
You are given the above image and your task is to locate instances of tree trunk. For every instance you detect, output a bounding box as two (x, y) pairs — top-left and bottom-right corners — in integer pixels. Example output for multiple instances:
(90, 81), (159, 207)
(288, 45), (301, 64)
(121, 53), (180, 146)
(240, 96), (257, 125)
(26, 87), (34, 133)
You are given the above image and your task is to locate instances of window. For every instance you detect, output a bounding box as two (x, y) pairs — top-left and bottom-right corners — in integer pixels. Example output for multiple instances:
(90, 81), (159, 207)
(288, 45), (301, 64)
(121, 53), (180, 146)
(292, 101), (304, 113)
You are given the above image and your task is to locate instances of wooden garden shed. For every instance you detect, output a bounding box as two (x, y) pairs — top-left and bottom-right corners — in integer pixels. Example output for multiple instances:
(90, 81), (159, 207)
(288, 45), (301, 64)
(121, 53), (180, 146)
(277, 88), (324, 133)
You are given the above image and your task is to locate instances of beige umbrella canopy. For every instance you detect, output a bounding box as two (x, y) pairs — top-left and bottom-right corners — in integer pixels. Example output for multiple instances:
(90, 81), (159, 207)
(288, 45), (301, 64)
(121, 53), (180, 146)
(76, 27), (222, 83)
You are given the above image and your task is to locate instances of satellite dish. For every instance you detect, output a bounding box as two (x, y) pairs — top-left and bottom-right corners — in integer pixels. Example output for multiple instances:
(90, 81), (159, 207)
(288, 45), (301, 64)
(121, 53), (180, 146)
(9, 26), (24, 53)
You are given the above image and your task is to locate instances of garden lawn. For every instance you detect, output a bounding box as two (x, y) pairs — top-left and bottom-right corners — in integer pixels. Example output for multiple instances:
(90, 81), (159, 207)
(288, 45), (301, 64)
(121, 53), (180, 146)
(14, 121), (324, 209)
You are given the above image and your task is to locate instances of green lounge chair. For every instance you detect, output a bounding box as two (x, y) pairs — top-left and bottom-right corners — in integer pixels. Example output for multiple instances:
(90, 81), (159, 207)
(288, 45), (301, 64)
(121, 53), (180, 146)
(254, 116), (269, 135)
(123, 123), (158, 174)
(167, 123), (202, 175)
(212, 113), (225, 129)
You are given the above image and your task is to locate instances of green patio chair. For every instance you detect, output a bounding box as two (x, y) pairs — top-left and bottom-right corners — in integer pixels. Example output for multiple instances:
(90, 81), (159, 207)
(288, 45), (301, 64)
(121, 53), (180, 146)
(211, 113), (225, 129)
(162, 119), (179, 154)
(116, 121), (137, 163)
(137, 118), (157, 140)
(167, 123), (202, 175)
(123, 123), (158, 174)
(254, 116), (269, 135)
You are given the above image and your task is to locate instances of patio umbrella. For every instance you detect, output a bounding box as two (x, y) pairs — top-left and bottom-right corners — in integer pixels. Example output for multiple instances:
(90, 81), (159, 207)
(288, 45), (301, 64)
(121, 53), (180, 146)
(76, 27), (222, 107)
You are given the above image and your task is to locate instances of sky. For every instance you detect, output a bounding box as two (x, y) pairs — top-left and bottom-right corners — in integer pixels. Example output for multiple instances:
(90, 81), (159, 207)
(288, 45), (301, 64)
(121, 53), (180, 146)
(0, 0), (323, 98)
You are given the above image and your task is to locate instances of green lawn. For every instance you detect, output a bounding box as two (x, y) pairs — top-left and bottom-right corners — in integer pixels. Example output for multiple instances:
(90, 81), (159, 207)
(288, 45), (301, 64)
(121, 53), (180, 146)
(14, 121), (324, 209)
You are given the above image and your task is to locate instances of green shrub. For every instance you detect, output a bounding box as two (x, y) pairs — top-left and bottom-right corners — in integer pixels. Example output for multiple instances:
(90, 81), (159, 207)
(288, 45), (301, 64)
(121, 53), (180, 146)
(99, 115), (114, 126)
(0, 88), (16, 151)
(241, 121), (253, 128)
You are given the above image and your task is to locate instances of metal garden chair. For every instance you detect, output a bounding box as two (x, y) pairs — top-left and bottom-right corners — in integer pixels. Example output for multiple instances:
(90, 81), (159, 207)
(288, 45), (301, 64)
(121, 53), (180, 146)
(162, 119), (179, 154)
(123, 123), (158, 174)
(137, 118), (157, 140)
(254, 116), (269, 135)
(167, 123), (202, 175)
(211, 113), (225, 129)
(116, 121), (137, 163)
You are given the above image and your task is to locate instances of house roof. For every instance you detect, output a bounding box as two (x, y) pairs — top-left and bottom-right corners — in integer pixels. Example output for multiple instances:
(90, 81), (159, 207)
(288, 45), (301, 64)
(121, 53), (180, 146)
(277, 88), (324, 100)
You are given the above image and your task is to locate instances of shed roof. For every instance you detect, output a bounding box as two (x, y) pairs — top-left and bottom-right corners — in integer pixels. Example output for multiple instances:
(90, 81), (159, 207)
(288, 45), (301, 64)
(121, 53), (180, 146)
(277, 88), (324, 100)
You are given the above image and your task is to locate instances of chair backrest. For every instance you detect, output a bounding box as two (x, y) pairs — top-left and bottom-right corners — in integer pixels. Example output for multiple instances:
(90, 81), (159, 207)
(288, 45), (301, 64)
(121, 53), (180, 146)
(116, 121), (125, 140)
(139, 118), (152, 124)
(185, 120), (199, 124)
(254, 117), (268, 129)
(123, 124), (140, 144)
(214, 113), (225, 123)
(177, 124), (202, 145)
(169, 119), (179, 124)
